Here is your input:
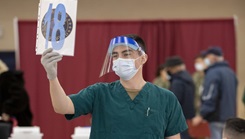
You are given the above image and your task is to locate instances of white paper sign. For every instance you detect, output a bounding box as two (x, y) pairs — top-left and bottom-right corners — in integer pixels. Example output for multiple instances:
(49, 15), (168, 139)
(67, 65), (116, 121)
(36, 0), (77, 56)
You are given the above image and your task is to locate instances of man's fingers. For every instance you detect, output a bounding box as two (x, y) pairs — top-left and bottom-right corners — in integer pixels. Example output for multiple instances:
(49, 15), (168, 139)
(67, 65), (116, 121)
(42, 48), (61, 60)
(46, 55), (63, 64)
(49, 57), (63, 66)
(41, 51), (61, 63)
(42, 48), (53, 56)
(44, 52), (60, 59)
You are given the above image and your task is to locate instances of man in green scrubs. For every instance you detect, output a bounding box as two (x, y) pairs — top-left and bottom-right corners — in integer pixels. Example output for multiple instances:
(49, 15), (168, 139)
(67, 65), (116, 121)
(41, 34), (187, 139)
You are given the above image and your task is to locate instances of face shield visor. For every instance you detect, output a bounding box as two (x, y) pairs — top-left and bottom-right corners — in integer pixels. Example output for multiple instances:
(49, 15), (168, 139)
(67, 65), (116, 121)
(100, 36), (145, 77)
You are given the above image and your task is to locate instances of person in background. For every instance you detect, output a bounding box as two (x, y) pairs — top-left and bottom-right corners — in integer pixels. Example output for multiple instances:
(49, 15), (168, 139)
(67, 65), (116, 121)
(192, 55), (210, 139)
(41, 34), (188, 139)
(0, 70), (33, 126)
(192, 55), (206, 114)
(0, 60), (11, 139)
(164, 56), (195, 139)
(192, 47), (238, 139)
(222, 117), (245, 139)
(0, 59), (8, 74)
(153, 64), (170, 89)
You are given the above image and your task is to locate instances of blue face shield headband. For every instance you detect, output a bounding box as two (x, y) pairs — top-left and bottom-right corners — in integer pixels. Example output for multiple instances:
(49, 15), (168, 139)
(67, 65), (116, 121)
(107, 36), (144, 54)
(100, 36), (145, 77)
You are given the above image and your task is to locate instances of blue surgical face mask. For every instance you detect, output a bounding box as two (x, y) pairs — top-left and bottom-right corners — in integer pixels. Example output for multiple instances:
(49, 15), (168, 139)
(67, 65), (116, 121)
(112, 57), (141, 80)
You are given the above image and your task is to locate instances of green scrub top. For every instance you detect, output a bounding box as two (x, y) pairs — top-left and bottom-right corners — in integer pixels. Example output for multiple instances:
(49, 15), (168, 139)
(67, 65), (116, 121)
(65, 80), (187, 139)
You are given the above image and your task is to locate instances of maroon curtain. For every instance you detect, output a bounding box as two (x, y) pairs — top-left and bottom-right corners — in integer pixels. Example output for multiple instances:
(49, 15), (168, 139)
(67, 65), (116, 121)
(18, 19), (236, 139)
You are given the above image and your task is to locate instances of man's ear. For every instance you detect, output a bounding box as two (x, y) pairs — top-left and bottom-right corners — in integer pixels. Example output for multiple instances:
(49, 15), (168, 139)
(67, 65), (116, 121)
(141, 54), (148, 64)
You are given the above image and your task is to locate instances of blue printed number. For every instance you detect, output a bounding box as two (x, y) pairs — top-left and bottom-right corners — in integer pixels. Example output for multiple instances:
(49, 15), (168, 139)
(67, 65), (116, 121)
(44, 3), (66, 50)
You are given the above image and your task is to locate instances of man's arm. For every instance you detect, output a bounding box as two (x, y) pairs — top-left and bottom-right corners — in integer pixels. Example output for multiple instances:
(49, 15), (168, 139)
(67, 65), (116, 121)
(49, 78), (74, 114)
(165, 133), (180, 139)
(193, 71), (220, 126)
(41, 48), (74, 114)
(199, 73), (219, 119)
(164, 91), (187, 139)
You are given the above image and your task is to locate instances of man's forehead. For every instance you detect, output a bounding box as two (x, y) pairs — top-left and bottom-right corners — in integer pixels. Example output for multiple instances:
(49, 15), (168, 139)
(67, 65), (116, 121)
(112, 46), (135, 52)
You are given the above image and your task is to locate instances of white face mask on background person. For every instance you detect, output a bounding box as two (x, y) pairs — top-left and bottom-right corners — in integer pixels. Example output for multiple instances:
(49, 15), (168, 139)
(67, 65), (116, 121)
(112, 57), (141, 80)
(166, 71), (172, 80)
(166, 74), (171, 80)
(204, 58), (211, 67)
(195, 63), (204, 71)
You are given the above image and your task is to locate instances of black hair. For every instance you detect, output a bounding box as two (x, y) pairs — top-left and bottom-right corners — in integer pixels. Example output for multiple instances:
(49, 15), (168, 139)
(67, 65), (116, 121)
(124, 34), (146, 53)
(155, 64), (165, 77)
(0, 70), (25, 91)
(224, 118), (245, 139)
(164, 56), (184, 68)
(194, 54), (204, 60)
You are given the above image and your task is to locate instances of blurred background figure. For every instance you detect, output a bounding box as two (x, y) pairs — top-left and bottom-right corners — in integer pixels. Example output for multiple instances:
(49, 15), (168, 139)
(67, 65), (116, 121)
(164, 56), (195, 139)
(0, 70), (33, 126)
(0, 59), (8, 74)
(192, 47), (238, 139)
(0, 60), (11, 139)
(222, 117), (245, 139)
(192, 54), (206, 114)
(152, 63), (170, 89)
(191, 54), (210, 139)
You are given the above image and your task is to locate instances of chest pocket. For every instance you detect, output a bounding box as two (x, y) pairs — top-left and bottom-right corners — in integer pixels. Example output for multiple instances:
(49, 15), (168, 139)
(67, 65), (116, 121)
(143, 107), (165, 138)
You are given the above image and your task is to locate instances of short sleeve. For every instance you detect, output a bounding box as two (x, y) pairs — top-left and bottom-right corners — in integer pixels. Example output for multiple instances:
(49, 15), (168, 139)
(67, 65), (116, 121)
(65, 84), (96, 120)
(165, 93), (188, 137)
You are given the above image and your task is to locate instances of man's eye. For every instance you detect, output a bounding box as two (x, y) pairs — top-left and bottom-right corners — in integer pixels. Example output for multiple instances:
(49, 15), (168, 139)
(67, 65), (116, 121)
(124, 53), (131, 57)
(112, 55), (118, 58)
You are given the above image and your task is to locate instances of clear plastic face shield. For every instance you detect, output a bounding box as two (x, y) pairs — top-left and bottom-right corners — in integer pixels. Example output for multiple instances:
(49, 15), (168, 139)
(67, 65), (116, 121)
(100, 36), (145, 77)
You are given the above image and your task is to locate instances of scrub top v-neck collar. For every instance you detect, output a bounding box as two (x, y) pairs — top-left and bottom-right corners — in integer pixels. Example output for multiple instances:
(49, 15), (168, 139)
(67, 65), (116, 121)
(117, 81), (150, 104)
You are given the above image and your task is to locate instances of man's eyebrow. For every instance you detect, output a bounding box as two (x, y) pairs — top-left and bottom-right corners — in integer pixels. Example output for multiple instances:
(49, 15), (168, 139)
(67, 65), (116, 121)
(122, 49), (133, 53)
(112, 49), (133, 54)
(112, 52), (118, 55)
